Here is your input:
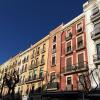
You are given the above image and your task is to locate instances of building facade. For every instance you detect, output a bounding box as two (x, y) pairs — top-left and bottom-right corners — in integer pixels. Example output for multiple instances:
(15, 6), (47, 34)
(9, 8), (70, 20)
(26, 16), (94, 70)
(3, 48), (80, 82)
(16, 35), (49, 98)
(83, 0), (100, 89)
(0, 0), (100, 99)
(61, 14), (89, 91)
(47, 24), (63, 91)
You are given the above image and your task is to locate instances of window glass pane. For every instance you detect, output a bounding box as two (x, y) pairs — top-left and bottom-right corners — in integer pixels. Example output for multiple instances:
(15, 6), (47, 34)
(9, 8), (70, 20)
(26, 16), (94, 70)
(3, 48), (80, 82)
(67, 77), (71, 85)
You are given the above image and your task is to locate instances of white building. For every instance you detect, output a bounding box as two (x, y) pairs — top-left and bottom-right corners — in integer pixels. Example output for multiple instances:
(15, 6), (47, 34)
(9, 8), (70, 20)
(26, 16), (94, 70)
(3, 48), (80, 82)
(83, 0), (100, 89)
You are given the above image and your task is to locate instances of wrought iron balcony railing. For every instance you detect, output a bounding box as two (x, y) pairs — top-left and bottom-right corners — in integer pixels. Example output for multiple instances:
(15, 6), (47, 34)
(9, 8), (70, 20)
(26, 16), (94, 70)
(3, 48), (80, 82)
(91, 8), (100, 22)
(47, 82), (59, 91)
(62, 61), (88, 75)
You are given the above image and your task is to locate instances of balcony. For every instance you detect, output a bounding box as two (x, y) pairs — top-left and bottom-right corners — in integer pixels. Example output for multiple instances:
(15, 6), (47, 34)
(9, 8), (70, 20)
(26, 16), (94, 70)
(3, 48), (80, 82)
(63, 62), (88, 75)
(66, 84), (73, 91)
(91, 27), (100, 40)
(25, 75), (44, 84)
(65, 33), (72, 41)
(93, 54), (100, 64)
(47, 82), (59, 91)
(91, 8), (100, 22)
(39, 60), (45, 66)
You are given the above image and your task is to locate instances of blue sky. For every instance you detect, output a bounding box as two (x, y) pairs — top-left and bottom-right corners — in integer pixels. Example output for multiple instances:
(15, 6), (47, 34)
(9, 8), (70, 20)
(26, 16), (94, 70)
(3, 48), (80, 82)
(0, 0), (87, 64)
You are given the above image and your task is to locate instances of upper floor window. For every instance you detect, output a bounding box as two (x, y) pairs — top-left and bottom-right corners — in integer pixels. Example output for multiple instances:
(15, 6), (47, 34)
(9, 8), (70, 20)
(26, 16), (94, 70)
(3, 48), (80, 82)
(43, 44), (46, 50)
(53, 36), (56, 43)
(77, 22), (83, 33)
(41, 55), (45, 63)
(66, 57), (72, 71)
(66, 41), (72, 53)
(78, 53), (84, 68)
(66, 29), (72, 37)
(18, 60), (21, 65)
(96, 43), (100, 59)
(36, 58), (39, 66)
(25, 64), (27, 72)
(52, 44), (56, 54)
(26, 55), (29, 61)
(77, 36), (83, 49)
(37, 47), (40, 55)
(31, 50), (35, 59)
(33, 69), (37, 79)
(52, 54), (56, 66)
(39, 67), (44, 78)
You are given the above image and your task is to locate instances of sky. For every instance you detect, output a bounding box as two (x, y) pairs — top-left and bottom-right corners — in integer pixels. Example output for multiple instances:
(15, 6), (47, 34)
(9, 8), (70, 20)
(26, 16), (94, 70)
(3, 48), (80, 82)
(0, 0), (87, 64)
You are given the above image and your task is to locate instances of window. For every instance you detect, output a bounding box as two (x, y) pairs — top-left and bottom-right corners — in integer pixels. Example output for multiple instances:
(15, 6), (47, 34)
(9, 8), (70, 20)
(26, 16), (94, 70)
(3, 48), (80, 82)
(37, 47), (40, 55)
(52, 44), (56, 53)
(78, 53), (84, 68)
(97, 43), (100, 59)
(36, 58), (39, 66)
(78, 75), (84, 85)
(23, 75), (25, 83)
(31, 50), (35, 59)
(67, 41), (72, 53)
(66, 57), (72, 71)
(39, 67), (43, 78)
(50, 72), (56, 82)
(53, 36), (56, 43)
(77, 23), (83, 33)
(25, 64), (27, 72)
(77, 36), (83, 49)
(33, 69), (37, 79)
(41, 55), (45, 64)
(52, 54), (56, 66)
(67, 77), (72, 85)
(43, 44), (46, 51)
(18, 60), (21, 65)
(66, 29), (72, 37)
(29, 72), (33, 80)
(26, 56), (29, 61)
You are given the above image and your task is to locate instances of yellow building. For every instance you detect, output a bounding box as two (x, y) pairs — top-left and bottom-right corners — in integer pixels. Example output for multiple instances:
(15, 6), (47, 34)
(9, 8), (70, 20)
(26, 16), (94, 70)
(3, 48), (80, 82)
(0, 35), (49, 98)
(15, 35), (49, 97)
(0, 54), (20, 96)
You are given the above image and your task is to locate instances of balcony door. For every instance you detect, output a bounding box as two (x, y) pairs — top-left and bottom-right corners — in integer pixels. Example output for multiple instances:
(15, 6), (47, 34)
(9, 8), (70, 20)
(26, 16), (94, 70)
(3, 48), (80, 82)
(78, 53), (84, 68)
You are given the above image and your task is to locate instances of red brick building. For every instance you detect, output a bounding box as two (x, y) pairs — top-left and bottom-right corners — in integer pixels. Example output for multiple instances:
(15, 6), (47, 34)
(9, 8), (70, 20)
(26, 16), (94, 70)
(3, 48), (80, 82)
(61, 14), (89, 91)
(47, 24), (63, 91)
